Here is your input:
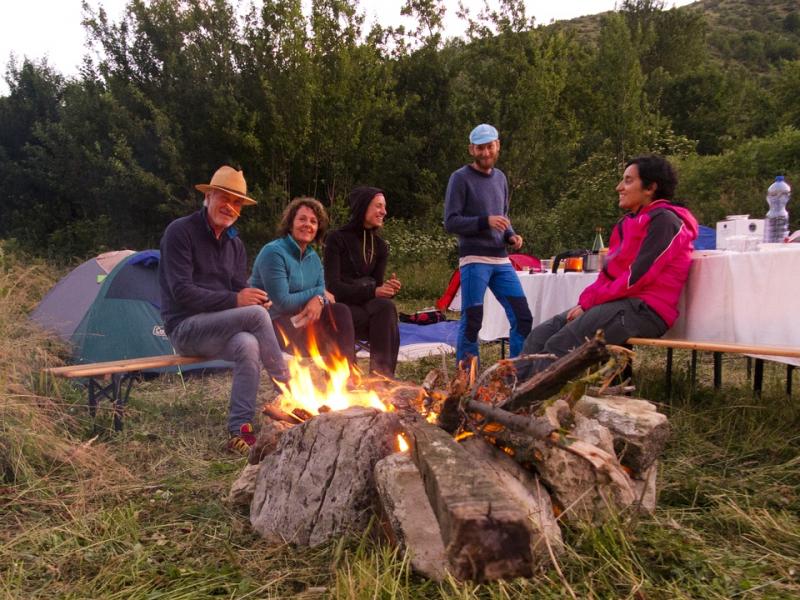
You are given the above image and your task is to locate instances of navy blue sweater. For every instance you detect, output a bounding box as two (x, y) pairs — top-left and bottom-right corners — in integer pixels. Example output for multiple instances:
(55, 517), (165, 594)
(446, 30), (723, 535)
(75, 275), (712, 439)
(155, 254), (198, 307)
(443, 165), (515, 258)
(158, 209), (247, 335)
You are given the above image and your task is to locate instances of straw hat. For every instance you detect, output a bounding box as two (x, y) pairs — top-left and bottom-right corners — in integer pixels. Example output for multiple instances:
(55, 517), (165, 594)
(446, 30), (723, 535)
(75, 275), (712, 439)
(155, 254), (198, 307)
(195, 165), (257, 205)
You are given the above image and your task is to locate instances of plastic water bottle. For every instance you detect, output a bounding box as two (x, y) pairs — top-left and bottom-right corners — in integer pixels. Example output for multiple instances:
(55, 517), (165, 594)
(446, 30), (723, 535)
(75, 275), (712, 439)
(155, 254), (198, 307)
(764, 176), (791, 243)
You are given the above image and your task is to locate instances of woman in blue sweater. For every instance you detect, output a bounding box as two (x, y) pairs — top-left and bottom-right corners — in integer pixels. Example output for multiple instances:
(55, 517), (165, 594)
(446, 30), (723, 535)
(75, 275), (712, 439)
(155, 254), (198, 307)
(251, 197), (355, 366)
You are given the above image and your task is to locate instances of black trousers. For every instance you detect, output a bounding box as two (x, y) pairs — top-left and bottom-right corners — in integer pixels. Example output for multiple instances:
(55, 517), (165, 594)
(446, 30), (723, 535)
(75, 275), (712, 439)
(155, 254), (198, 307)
(348, 298), (400, 377)
(273, 303), (356, 366)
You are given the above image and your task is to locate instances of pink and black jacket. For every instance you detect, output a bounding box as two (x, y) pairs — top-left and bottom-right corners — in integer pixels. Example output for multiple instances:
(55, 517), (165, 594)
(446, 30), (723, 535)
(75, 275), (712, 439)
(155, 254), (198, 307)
(578, 200), (699, 328)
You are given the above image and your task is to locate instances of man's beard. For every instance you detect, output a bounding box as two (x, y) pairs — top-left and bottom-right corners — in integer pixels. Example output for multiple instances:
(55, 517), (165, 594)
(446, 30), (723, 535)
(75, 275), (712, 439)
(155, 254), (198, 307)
(475, 155), (497, 170)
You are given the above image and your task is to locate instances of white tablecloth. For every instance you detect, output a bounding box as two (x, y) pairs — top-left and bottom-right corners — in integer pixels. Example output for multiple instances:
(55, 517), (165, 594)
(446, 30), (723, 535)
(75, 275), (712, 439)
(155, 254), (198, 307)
(450, 272), (596, 342)
(667, 246), (800, 364)
(452, 246), (800, 363)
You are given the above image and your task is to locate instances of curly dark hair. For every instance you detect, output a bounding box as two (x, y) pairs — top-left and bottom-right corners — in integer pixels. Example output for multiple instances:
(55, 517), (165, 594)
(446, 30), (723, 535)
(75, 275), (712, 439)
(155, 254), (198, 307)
(276, 197), (329, 243)
(625, 155), (678, 201)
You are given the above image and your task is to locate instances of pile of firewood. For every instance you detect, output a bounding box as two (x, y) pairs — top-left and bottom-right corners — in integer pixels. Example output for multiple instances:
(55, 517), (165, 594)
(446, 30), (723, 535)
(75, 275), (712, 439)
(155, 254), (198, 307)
(228, 334), (670, 582)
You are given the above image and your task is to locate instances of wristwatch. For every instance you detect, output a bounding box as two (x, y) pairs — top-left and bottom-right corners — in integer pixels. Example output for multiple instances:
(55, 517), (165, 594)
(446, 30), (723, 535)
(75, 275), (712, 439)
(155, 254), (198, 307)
(317, 295), (325, 307)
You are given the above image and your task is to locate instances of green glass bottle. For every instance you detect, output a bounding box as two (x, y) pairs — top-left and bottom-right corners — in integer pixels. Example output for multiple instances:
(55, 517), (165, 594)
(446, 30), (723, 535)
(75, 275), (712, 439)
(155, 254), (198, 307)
(591, 227), (605, 252)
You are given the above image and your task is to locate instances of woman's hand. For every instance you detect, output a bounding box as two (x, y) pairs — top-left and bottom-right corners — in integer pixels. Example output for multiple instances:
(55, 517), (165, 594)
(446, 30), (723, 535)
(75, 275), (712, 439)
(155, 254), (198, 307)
(324, 289), (336, 304)
(376, 273), (401, 298)
(566, 305), (584, 321)
(300, 295), (324, 324)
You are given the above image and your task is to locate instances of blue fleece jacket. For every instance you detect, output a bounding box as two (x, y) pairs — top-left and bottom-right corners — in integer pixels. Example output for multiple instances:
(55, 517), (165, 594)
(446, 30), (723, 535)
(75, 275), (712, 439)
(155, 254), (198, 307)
(443, 165), (515, 258)
(250, 235), (325, 318)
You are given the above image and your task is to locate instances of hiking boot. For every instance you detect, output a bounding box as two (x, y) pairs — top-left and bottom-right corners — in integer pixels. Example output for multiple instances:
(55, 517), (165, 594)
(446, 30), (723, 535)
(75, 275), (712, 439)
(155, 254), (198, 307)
(227, 423), (257, 455)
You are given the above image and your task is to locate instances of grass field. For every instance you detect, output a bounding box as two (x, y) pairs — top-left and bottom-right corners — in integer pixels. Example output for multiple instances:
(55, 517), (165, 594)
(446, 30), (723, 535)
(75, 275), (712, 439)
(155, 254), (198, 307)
(1, 245), (799, 599)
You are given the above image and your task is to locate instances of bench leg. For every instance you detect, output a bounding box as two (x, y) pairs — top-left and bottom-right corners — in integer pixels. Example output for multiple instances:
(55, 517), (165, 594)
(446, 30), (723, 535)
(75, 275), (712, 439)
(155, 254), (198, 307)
(753, 359), (764, 397)
(788, 365), (794, 398)
(112, 374), (137, 432)
(88, 379), (99, 419)
(690, 350), (697, 396)
(713, 352), (722, 390)
(665, 348), (673, 399)
(84, 374), (137, 432)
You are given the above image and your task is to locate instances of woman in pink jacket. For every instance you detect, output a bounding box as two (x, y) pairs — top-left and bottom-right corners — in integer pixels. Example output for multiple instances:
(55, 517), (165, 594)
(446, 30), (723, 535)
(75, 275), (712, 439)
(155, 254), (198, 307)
(521, 155), (698, 374)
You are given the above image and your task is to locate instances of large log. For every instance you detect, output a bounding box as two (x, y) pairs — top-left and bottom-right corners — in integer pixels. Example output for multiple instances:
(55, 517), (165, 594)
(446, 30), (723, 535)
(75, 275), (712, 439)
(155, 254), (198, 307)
(399, 414), (535, 582)
(458, 436), (563, 566)
(503, 335), (610, 411)
(250, 407), (400, 546)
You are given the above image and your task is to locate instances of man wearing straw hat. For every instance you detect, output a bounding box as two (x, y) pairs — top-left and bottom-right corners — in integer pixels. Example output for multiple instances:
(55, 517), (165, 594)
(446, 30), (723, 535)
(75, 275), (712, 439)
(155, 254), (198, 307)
(158, 165), (289, 454)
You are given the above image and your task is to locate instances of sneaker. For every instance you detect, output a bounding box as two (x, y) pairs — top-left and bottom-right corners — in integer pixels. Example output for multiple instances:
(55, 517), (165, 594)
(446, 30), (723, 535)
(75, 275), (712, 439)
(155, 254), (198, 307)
(227, 423), (257, 455)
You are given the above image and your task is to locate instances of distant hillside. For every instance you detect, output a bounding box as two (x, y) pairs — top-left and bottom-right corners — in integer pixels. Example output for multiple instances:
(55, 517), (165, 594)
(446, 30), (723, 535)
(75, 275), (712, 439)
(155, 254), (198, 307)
(552, 0), (800, 71)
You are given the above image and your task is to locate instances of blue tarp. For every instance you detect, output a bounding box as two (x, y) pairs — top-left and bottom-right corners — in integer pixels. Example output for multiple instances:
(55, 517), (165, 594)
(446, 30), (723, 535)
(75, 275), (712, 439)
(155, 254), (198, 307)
(399, 320), (459, 347)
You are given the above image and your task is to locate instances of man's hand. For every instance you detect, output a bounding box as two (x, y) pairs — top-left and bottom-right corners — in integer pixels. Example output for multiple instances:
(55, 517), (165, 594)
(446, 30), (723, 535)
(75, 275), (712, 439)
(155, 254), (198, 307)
(566, 305), (584, 321)
(376, 273), (401, 298)
(488, 215), (511, 232)
(508, 234), (524, 250)
(237, 287), (271, 309)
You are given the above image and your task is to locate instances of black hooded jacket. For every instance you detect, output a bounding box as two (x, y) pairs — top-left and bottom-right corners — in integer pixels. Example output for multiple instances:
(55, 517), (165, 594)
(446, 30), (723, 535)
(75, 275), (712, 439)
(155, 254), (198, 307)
(324, 186), (389, 304)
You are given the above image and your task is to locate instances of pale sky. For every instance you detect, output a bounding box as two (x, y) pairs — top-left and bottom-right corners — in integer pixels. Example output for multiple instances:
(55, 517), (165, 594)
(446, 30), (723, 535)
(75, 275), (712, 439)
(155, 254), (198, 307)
(0, 0), (695, 95)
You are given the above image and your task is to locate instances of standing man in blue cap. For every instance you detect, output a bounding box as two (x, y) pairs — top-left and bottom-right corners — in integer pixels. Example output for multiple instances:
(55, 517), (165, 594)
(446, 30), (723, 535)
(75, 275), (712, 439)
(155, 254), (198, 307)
(444, 124), (532, 363)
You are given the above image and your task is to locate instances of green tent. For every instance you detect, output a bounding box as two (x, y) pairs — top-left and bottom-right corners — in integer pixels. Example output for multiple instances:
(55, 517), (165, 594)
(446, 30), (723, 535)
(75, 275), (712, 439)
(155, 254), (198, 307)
(70, 250), (226, 372)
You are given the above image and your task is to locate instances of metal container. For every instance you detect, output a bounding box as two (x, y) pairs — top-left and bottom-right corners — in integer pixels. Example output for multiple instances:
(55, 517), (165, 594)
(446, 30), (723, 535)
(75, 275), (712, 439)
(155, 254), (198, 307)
(584, 252), (602, 272)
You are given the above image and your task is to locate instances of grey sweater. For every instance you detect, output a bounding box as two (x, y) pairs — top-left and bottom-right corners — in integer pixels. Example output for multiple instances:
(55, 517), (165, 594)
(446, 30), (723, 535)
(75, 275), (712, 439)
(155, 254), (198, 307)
(443, 165), (515, 258)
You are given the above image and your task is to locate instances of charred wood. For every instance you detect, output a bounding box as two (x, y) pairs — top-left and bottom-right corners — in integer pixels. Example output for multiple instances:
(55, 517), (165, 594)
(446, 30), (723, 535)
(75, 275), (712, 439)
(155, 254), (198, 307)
(399, 414), (535, 582)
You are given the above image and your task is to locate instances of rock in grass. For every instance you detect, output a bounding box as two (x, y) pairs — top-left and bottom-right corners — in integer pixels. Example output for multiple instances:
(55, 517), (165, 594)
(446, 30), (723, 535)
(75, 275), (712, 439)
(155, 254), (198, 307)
(227, 463), (260, 507)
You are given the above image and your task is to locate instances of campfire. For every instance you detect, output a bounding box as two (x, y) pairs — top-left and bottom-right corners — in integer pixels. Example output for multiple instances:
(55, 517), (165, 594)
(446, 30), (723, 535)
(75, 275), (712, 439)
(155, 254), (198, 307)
(230, 333), (670, 583)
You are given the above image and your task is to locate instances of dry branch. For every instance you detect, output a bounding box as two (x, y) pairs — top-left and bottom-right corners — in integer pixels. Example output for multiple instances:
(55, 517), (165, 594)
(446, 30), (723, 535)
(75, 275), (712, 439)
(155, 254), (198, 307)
(504, 334), (610, 411)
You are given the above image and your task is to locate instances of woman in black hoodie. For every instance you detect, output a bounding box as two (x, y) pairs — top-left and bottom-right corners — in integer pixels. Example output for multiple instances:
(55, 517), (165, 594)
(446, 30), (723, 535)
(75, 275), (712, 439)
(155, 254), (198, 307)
(324, 186), (401, 376)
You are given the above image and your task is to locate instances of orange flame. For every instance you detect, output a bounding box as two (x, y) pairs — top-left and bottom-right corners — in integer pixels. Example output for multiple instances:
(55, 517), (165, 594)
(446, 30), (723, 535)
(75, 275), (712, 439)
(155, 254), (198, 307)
(275, 328), (386, 416)
(397, 434), (409, 452)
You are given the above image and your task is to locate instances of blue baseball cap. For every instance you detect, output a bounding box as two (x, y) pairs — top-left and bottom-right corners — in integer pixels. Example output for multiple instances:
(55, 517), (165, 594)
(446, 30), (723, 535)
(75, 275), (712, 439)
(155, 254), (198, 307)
(469, 123), (499, 145)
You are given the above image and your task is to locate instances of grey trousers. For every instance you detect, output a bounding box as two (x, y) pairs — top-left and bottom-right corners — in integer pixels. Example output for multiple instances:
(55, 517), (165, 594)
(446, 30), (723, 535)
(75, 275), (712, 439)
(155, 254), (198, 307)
(519, 298), (668, 378)
(169, 305), (289, 434)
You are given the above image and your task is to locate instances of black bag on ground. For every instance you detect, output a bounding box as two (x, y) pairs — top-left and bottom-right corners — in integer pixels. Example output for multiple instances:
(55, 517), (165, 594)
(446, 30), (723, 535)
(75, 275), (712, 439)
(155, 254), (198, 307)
(399, 308), (447, 325)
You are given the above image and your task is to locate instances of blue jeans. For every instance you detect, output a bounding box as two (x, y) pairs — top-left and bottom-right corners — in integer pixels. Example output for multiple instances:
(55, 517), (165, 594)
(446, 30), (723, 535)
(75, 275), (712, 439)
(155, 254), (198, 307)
(169, 305), (289, 434)
(458, 263), (532, 361)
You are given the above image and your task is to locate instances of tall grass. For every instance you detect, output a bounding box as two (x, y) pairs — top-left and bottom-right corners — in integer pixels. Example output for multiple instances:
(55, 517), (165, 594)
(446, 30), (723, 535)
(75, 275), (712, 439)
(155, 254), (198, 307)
(1, 242), (799, 598)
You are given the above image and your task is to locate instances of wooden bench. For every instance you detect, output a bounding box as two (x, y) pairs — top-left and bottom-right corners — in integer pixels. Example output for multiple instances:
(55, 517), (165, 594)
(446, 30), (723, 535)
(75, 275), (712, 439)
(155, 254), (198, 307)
(627, 338), (800, 397)
(45, 355), (205, 431)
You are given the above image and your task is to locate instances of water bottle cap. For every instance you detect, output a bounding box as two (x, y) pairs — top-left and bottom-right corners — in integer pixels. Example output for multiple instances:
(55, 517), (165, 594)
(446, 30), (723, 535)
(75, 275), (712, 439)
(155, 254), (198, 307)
(776, 175), (785, 181)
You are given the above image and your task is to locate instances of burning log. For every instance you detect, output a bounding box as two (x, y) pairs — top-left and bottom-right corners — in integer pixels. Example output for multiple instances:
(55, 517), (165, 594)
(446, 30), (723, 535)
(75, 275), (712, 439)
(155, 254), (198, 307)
(459, 397), (637, 520)
(398, 414), (536, 582)
(457, 436), (563, 563)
